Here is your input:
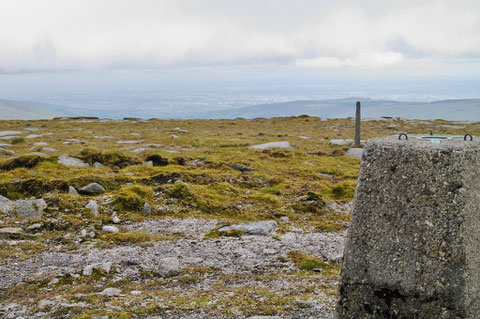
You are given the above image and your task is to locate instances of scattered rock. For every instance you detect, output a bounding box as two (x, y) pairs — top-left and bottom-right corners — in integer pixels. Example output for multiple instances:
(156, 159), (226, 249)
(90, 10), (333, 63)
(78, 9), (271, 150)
(0, 131), (22, 137)
(58, 155), (89, 167)
(112, 216), (120, 224)
(33, 142), (48, 146)
(143, 202), (152, 216)
(250, 141), (291, 149)
(317, 172), (333, 179)
(68, 186), (79, 195)
(344, 148), (364, 158)
(144, 160), (153, 166)
(37, 299), (54, 310)
(0, 136), (21, 140)
(83, 262), (112, 276)
(174, 180), (191, 188)
(174, 127), (189, 133)
(93, 162), (105, 168)
(15, 199), (47, 218)
(330, 139), (353, 146)
(25, 134), (43, 139)
(218, 220), (278, 236)
(299, 136), (310, 139)
(102, 225), (119, 233)
(85, 200), (99, 216)
(0, 227), (23, 236)
(116, 140), (141, 144)
(27, 223), (43, 231)
(98, 287), (121, 296)
(132, 148), (146, 154)
(41, 147), (58, 153)
(157, 257), (181, 277)
(170, 134), (179, 139)
(79, 183), (106, 195)
(226, 163), (252, 172)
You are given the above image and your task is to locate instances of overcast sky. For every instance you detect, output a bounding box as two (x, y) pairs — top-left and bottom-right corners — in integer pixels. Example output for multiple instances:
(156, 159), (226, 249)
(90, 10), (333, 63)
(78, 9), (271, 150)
(0, 0), (479, 76)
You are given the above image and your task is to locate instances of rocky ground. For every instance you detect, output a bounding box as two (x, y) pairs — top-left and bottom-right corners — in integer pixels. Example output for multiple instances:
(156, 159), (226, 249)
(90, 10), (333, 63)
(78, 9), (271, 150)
(0, 116), (476, 318)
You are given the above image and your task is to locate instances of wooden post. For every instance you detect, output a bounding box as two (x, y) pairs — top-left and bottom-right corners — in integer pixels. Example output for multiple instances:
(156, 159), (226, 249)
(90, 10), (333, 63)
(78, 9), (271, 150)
(354, 101), (361, 146)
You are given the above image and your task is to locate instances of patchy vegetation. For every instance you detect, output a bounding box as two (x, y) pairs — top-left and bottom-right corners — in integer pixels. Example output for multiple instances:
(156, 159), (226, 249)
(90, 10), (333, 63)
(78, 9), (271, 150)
(0, 116), (474, 317)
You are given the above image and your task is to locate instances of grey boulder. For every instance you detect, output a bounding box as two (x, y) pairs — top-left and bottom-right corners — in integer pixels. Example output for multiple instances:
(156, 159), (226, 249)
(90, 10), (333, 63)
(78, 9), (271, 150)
(58, 155), (89, 167)
(79, 183), (106, 195)
(157, 257), (181, 278)
(218, 220), (278, 236)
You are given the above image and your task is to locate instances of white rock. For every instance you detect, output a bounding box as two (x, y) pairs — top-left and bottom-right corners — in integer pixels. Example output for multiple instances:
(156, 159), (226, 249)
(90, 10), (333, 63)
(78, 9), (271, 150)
(344, 148), (364, 158)
(0, 131), (22, 137)
(218, 220), (278, 236)
(0, 227), (23, 236)
(85, 200), (99, 216)
(170, 134), (179, 139)
(116, 140), (140, 144)
(25, 134), (43, 139)
(250, 141), (291, 149)
(174, 127), (189, 133)
(130, 290), (142, 295)
(80, 229), (87, 237)
(98, 287), (121, 296)
(157, 257), (181, 277)
(93, 162), (105, 168)
(330, 139), (354, 146)
(112, 216), (120, 224)
(41, 147), (58, 153)
(132, 148), (146, 154)
(143, 202), (152, 215)
(58, 155), (89, 167)
(33, 142), (48, 146)
(68, 186), (79, 195)
(102, 225), (119, 233)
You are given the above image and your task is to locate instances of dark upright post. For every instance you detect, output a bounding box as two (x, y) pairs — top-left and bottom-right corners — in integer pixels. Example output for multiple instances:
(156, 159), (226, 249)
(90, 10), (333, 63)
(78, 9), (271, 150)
(354, 101), (361, 146)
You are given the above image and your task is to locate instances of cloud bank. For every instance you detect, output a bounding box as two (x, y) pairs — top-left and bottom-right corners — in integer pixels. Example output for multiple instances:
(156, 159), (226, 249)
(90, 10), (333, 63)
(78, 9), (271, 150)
(0, 0), (479, 73)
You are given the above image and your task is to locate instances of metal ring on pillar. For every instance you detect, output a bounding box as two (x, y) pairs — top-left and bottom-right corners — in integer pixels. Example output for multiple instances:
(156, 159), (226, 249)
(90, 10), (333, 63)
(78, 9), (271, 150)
(464, 134), (473, 141)
(399, 133), (408, 140)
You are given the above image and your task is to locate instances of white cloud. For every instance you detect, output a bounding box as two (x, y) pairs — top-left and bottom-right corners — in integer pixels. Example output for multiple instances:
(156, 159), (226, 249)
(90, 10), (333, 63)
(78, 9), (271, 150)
(0, 0), (478, 73)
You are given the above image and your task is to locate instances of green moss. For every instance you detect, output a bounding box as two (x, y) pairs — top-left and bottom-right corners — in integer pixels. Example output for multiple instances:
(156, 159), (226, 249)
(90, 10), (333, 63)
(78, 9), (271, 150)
(0, 155), (47, 171)
(324, 180), (357, 200)
(78, 148), (141, 168)
(287, 250), (333, 272)
(10, 137), (25, 144)
(204, 228), (246, 239)
(112, 184), (153, 212)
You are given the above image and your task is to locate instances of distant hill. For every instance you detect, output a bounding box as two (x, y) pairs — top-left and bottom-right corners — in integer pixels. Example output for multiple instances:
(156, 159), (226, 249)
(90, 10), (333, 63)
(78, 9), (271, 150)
(0, 99), (65, 120)
(200, 98), (480, 121)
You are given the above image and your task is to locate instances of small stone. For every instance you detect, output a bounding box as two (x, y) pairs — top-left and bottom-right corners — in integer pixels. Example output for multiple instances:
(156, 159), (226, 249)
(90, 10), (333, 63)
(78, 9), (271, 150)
(345, 148), (364, 158)
(132, 148), (146, 153)
(93, 162), (105, 168)
(143, 202), (152, 216)
(102, 225), (119, 233)
(85, 200), (99, 216)
(263, 248), (277, 255)
(14, 198), (47, 218)
(0, 227), (23, 236)
(174, 127), (189, 133)
(68, 186), (79, 195)
(145, 161), (153, 166)
(250, 141), (291, 149)
(79, 183), (106, 195)
(27, 223), (43, 231)
(33, 142), (48, 146)
(41, 147), (58, 153)
(130, 290), (142, 295)
(38, 299), (54, 310)
(88, 231), (96, 238)
(98, 287), (121, 296)
(218, 220), (278, 236)
(83, 262), (112, 276)
(58, 155), (89, 167)
(170, 134), (179, 139)
(112, 216), (120, 224)
(174, 180), (191, 188)
(80, 229), (87, 237)
(157, 257), (181, 277)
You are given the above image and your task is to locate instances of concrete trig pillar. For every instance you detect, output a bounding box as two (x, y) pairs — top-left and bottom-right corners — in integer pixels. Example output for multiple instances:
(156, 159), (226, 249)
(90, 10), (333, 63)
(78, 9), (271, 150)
(337, 135), (480, 318)
(354, 101), (361, 146)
